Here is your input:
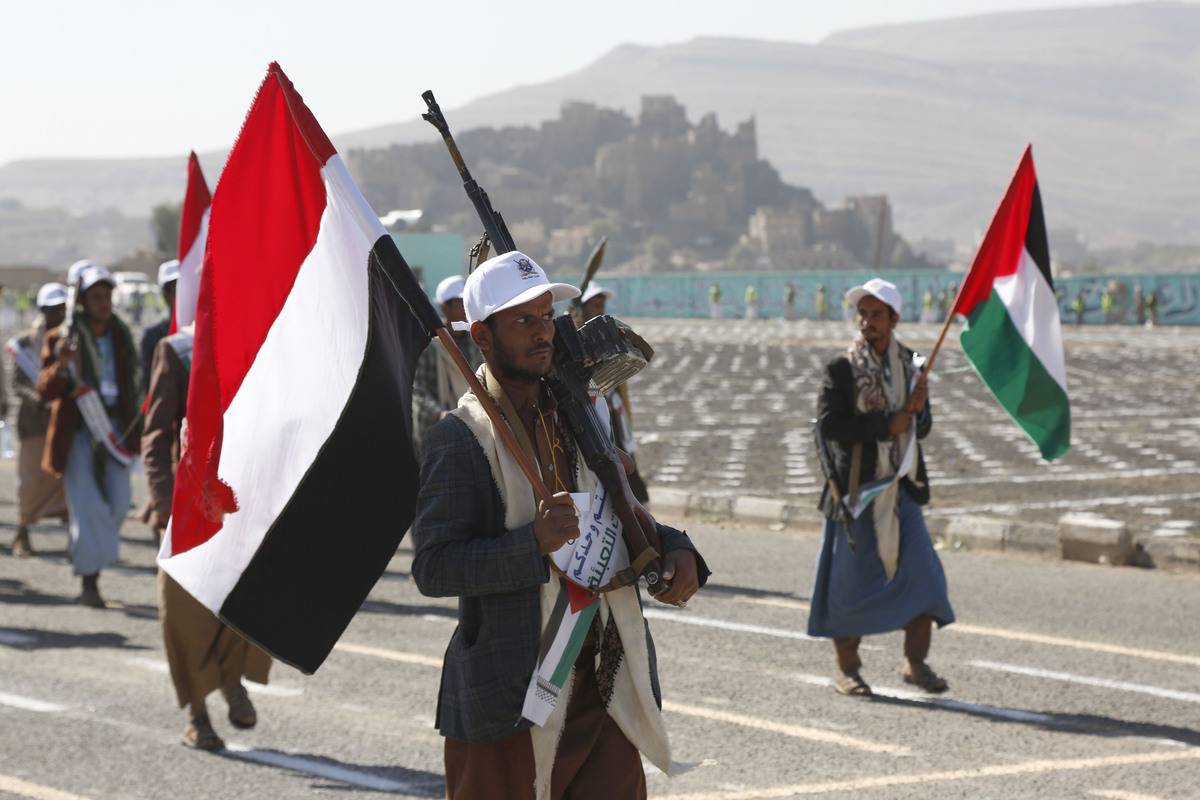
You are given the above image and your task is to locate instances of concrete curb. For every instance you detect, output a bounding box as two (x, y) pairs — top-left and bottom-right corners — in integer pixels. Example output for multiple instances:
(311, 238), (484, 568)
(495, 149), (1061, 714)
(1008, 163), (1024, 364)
(648, 489), (1198, 571)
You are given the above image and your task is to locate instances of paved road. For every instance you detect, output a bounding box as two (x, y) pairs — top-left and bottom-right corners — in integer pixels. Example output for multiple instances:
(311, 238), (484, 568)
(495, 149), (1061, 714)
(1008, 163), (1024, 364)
(1, 456), (1198, 799)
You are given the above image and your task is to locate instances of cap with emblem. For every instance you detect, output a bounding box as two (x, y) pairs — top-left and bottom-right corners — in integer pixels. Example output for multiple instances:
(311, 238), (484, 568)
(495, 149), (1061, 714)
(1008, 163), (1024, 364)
(845, 277), (903, 317)
(79, 265), (116, 293)
(158, 259), (181, 287)
(435, 275), (466, 306)
(36, 283), (68, 309)
(453, 251), (579, 331)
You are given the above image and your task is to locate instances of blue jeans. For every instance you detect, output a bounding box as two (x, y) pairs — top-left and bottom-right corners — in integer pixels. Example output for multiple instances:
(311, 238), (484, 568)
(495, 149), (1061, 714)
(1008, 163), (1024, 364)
(63, 428), (131, 576)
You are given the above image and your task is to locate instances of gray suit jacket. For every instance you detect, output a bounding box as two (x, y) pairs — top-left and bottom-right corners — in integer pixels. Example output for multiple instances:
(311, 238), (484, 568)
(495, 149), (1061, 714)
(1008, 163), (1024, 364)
(412, 414), (709, 743)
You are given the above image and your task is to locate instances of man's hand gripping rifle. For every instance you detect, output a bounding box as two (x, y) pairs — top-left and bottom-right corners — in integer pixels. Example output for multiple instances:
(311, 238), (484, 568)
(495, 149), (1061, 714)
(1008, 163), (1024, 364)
(421, 91), (670, 596)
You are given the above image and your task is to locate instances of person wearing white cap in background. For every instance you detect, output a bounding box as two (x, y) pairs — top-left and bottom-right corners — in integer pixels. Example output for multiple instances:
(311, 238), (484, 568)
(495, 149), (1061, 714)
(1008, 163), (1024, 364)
(569, 283), (650, 505)
(37, 265), (142, 607)
(411, 250), (707, 799)
(412, 274), (484, 450)
(7, 284), (70, 558)
(66, 259), (96, 288)
(139, 259), (180, 396)
(807, 277), (954, 698)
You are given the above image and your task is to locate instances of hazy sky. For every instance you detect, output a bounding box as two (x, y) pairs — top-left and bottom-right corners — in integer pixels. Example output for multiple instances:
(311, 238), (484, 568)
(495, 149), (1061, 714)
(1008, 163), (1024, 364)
(1, 0), (1125, 165)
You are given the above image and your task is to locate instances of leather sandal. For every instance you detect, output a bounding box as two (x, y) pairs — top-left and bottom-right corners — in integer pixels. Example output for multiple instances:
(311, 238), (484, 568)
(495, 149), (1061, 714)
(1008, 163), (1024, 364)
(834, 671), (873, 697)
(183, 717), (224, 751)
(904, 662), (949, 694)
(224, 684), (257, 729)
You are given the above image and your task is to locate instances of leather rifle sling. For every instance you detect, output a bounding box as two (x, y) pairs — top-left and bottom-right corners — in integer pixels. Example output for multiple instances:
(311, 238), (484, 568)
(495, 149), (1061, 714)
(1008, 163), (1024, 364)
(846, 443), (864, 508)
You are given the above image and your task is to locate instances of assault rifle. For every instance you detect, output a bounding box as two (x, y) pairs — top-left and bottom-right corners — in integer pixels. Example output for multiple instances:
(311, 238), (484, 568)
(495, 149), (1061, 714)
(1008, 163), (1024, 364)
(421, 91), (669, 596)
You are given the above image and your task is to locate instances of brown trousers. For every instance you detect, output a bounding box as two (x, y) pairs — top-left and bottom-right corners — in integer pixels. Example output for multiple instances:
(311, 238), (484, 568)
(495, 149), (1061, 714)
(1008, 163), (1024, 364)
(17, 434), (66, 526)
(834, 614), (933, 674)
(444, 643), (646, 800)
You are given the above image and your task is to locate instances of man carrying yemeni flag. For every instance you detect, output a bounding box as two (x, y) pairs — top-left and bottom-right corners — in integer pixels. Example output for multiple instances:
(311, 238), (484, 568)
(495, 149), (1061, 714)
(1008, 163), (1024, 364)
(412, 250), (709, 799)
(807, 278), (955, 698)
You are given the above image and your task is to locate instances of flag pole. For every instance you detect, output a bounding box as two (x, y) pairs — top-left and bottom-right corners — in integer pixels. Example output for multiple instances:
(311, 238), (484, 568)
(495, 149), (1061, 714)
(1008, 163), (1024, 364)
(920, 273), (972, 379)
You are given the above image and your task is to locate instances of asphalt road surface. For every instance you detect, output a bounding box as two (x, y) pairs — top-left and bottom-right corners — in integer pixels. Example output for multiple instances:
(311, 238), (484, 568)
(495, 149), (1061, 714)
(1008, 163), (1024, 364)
(2, 455), (1198, 799)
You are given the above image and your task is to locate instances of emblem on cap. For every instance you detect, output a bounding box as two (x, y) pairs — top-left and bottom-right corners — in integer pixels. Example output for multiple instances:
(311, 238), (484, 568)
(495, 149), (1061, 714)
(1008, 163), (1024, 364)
(516, 257), (537, 279)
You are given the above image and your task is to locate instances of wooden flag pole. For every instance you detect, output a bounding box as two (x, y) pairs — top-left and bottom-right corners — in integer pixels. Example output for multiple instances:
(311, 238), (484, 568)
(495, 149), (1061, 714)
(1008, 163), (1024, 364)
(919, 274), (973, 380)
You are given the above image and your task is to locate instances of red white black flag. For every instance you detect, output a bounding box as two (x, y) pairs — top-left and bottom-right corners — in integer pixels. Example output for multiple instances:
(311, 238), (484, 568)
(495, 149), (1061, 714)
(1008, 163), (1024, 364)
(173, 151), (211, 331)
(159, 63), (440, 673)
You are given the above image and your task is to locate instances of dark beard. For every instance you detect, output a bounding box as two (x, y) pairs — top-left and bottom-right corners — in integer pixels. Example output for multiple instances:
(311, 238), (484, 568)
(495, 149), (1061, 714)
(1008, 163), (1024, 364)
(492, 337), (552, 382)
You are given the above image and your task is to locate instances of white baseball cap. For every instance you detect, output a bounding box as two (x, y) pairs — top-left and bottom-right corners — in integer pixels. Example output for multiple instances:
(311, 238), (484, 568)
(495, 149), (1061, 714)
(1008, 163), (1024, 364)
(67, 259), (96, 285)
(158, 259), (181, 287)
(79, 265), (116, 293)
(453, 251), (579, 331)
(435, 275), (466, 306)
(36, 283), (67, 308)
(845, 278), (903, 317)
(580, 283), (614, 305)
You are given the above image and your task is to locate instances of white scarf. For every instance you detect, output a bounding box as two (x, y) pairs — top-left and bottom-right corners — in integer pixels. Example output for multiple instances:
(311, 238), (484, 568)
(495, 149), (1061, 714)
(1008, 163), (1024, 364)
(848, 336), (920, 580)
(449, 366), (671, 799)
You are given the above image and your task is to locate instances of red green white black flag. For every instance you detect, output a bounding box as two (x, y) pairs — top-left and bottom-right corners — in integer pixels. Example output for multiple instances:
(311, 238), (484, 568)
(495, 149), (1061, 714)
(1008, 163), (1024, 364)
(952, 146), (1071, 461)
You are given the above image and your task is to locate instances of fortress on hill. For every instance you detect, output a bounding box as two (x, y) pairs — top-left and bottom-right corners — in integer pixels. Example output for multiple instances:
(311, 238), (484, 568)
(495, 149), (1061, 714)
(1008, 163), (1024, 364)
(347, 95), (935, 273)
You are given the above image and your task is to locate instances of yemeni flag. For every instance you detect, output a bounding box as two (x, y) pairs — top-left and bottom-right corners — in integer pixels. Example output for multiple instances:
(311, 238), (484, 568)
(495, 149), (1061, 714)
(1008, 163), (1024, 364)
(159, 63), (442, 673)
(174, 151), (211, 331)
(953, 146), (1070, 461)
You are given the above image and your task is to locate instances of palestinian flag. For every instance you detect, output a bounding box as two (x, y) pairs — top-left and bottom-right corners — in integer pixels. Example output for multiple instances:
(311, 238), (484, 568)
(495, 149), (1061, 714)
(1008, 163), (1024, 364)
(953, 146), (1070, 461)
(174, 151), (211, 331)
(159, 63), (442, 673)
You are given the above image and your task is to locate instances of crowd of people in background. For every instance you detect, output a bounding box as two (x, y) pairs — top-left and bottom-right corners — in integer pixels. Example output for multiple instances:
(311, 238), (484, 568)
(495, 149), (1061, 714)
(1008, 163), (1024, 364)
(3, 257), (269, 750)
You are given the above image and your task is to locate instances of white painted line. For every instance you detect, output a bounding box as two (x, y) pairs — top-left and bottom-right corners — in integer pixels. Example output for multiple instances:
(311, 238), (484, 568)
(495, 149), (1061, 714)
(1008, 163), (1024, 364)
(968, 660), (1200, 705)
(726, 596), (1200, 669)
(644, 608), (819, 641)
(333, 642), (442, 668)
(782, 672), (1058, 725)
(0, 774), (91, 800)
(664, 748), (1200, 799)
(0, 630), (38, 647)
(1088, 791), (1167, 800)
(223, 744), (422, 793)
(0, 690), (66, 713)
(661, 700), (909, 756)
(127, 657), (302, 697)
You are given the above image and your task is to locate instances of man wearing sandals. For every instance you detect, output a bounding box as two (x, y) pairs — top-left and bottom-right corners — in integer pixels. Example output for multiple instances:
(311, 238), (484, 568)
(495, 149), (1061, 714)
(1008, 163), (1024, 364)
(808, 278), (955, 697)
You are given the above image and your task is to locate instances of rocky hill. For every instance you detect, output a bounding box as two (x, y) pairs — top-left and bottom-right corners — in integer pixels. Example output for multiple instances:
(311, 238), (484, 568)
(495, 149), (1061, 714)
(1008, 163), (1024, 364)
(2, 2), (1197, 263)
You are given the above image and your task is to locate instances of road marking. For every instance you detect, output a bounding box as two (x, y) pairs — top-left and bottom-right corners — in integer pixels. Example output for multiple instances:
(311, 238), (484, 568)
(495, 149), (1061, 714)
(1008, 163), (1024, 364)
(1088, 791), (1167, 800)
(729, 595), (1200, 668)
(125, 657), (303, 697)
(663, 748), (1200, 799)
(0, 690), (66, 713)
(951, 625), (1200, 668)
(223, 744), (426, 793)
(333, 642), (442, 668)
(661, 700), (909, 756)
(782, 672), (1058, 725)
(968, 660), (1200, 705)
(0, 630), (39, 647)
(0, 775), (91, 800)
(644, 608), (819, 641)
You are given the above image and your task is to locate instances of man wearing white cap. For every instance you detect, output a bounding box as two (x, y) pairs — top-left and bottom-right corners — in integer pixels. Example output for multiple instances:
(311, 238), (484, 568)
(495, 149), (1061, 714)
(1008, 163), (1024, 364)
(38, 265), (142, 607)
(140, 259), (180, 396)
(807, 277), (954, 697)
(412, 251), (707, 799)
(412, 274), (483, 448)
(6, 284), (69, 557)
